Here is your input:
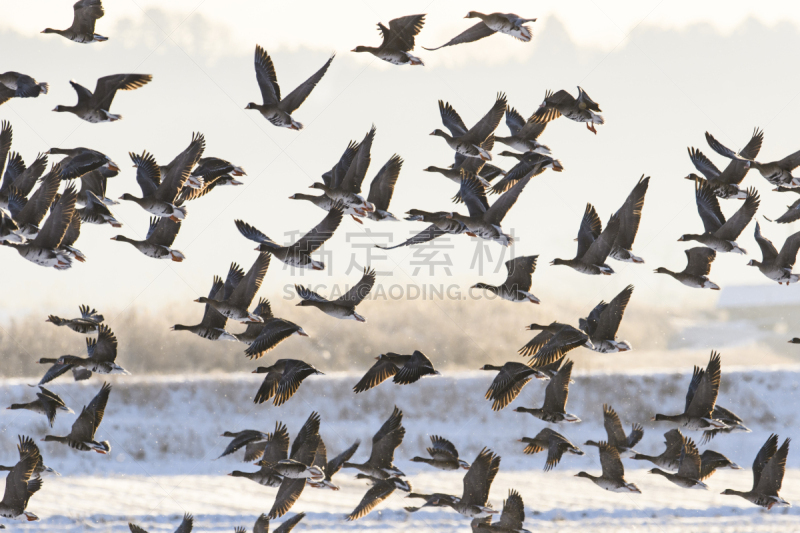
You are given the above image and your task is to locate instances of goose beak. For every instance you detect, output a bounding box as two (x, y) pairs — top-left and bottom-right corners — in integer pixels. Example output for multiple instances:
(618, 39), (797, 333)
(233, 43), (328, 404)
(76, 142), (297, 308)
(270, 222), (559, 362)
(350, 48), (357, 52)
(429, 131), (436, 136)
(193, 298), (201, 303)
(107, 162), (121, 172)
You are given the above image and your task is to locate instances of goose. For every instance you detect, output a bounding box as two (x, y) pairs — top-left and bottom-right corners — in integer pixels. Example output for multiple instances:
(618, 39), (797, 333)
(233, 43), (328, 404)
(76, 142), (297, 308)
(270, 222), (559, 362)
(654, 247), (720, 289)
(53, 74), (151, 122)
(552, 204), (620, 275)
(6, 387), (73, 428)
(347, 475), (411, 521)
(352, 15), (426, 65)
(189, 157), (245, 185)
(700, 405), (751, 444)
(529, 87), (603, 134)
(685, 146), (751, 200)
(648, 435), (708, 489)
(343, 406), (405, 479)
(354, 350), (439, 393)
(6, 163), (61, 240)
(0, 439), (41, 522)
(366, 155), (403, 221)
(722, 434), (791, 509)
(480, 361), (548, 411)
(46, 304), (103, 333)
(424, 12), (537, 50)
(495, 106), (550, 154)
(42, 0), (106, 43)
(578, 285), (634, 353)
(470, 489), (530, 533)
(471, 255), (540, 303)
(518, 322), (589, 365)
(679, 181), (759, 253)
(310, 126), (376, 214)
(233, 299), (273, 344)
(488, 151), (562, 195)
(448, 170), (532, 246)
(295, 267), (375, 321)
(0, 437), (59, 478)
(707, 131), (800, 187)
(110, 217), (184, 262)
(406, 448), (501, 518)
(514, 360), (580, 423)
(519, 428), (584, 471)
(42, 324), (129, 382)
(611, 176), (649, 263)
(632, 428), (684, 471)
(748, 222), (800, 284)
(244, 318), (308, 359)
(172, 264), (244, 341)
(585, 404), (643, 459)
(431, 94), (506, 161)
(251, 359), (323, 407)
(653, 351), (728, 430)
(123, 134), (206, 221)
(575, 443), (641, 493)
(47, 147), (118, 180)
(195, 253), (270, 323)
(218, 429), (271, 460)
(700, 450), (742, 480)
(42, 382), (111, 454)
(246, 46), (333, 130)
(128, 513), (192, 533)
(411, 435), (470, 471)
(237, 513), (305, 533)
(3, 181), (77, 269)
(236, 205), (342, 271)
(0, 72), (48, 106)
(78, 190), (122, 227)
(376, 209), (467, 250)
(307, 439), (360, 490)
(268, 412), (322, 519)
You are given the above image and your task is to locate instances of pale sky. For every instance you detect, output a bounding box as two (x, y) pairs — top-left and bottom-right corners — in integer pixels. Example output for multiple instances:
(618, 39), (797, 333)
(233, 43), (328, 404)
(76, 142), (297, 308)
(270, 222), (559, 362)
(2, 1), (800, 321)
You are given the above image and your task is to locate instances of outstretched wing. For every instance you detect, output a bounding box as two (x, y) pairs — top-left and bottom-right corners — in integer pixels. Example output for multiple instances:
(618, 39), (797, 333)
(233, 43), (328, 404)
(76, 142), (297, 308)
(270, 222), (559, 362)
(335, 268), (376, 306)
(279, 54), (335, 114)
(423, 22), (496, 51)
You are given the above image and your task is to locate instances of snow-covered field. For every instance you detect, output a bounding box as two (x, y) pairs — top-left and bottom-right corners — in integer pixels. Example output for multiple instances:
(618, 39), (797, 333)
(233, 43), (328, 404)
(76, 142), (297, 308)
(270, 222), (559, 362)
(0, 366), (797, 531)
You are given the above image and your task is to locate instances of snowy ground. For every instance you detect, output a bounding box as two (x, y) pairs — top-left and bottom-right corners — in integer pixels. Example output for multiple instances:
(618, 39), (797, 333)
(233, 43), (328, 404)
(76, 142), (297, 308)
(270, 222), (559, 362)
(0, 367), (797, 531)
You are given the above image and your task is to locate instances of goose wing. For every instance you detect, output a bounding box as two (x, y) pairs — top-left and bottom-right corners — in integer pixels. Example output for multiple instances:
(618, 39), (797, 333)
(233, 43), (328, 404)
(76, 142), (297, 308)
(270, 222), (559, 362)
(346, 480), (396, 521)
(227, 252), (270, 309)
(335, 267), (376, 306)
(677, 437), (702, 480)
(366, 154), (402, 213)
(685, 351), (721, 418)
(423, 22), (497, 51)
(254, 45), (280, 106)
(155, 132), (205, 203)
(457, 171), (490, 217)
(87, 324), (117, 363)
(715, 187), (759, 241)
(753, 222), (779, 262)
(71, 0), (104, 35)
(599, 442), (625, 480)
(575, 204), (602, 259)
(338, 126), (375, 194)
(687, 147), (721, 180)
(752, 434), (778, 492)
(13, 163), (61, 228)
(581, 214), (620, 266)
(463, 93), (507, 145)
(33, 183), (77, 249)
(497, 489), (525, 529)
(755, 437), (789, 496)
(245, 319), (302, 360)
(682, 247), (716, 276)
(461, 448), (500, 507)
(483, 173), (532, 225)
(593, 285), (633, 341)
(326, 440), (361, 479)
(438, 101), (468, 137)
(353, 359), (397, 393)
(274, 360), (320, 407)
(602, 404), (628, 448)
(91, 74), (152, 112)
(129, 151), (161, 197)
(368, 406), (404, 468)
(503, 255), (537, 291)
(70, 382), (111, 441)
(273, 513), (306, 533)
(694, 179), (726, 234)
(382, 14), (425, 51)
(613, 175), (649, 250)
(145, 216), (181, 247)
(775, 229), (800, 269)
(393, 350), (437, 385)
(278, 54), (334, 115)
(288, 204), (343, 256)
(542, 359), (573, 413)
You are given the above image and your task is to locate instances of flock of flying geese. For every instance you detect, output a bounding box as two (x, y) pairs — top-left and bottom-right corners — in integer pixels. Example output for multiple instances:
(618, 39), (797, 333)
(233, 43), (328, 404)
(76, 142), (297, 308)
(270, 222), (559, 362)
(0, 1), (795, 531)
